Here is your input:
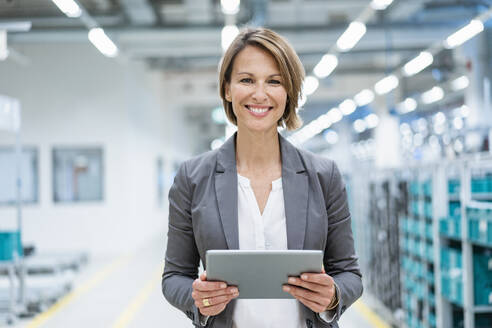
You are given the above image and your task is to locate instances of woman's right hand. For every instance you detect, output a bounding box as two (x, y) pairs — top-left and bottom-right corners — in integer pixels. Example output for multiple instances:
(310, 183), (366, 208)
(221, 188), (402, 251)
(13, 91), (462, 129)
(192, 271), (239, 316)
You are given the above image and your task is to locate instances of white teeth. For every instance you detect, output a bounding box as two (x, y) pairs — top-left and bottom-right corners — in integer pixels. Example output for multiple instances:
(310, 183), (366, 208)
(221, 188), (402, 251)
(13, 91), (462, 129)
(248, 106), (269, 113)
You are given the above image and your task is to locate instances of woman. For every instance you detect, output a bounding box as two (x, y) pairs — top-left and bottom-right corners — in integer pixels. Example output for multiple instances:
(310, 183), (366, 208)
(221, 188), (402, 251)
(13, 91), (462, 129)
(162, 27), (362, 328)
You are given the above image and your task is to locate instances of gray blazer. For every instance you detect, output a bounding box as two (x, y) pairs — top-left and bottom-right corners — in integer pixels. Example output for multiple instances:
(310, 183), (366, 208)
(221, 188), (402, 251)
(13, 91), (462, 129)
(162, 133), (363, 328)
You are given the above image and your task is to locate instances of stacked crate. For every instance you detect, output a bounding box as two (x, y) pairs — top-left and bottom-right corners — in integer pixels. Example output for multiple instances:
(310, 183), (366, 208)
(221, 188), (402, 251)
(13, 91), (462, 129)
(400, 178), (436, 328)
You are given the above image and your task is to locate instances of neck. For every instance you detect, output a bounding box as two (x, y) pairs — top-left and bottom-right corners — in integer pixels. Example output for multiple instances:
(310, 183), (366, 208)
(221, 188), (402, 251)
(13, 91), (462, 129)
(235, 128), (281, 174)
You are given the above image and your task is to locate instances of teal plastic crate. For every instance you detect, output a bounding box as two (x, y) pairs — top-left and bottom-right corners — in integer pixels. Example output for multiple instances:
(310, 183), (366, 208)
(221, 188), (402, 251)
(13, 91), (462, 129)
(473, 250), (492, 306)
(467, 207), (492, 246)
(0, 231), (23, 261)
(424, 201), (432, 218)
(423, 180), (432, 197)
(449, 201), (461, 217)
(448, 179), (460, 195)
(471, 177), (492, 194)
(425, 221), (433, 239)
(440, 217), (462, 239)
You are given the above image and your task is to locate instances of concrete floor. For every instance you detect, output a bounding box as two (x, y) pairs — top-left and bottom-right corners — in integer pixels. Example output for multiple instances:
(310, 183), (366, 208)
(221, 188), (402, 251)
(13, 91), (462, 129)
(11, 237), (383, 328)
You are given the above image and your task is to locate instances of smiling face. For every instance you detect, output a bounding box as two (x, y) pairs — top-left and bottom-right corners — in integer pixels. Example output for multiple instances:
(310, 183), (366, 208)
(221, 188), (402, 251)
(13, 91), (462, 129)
(225, 45), (288, 134)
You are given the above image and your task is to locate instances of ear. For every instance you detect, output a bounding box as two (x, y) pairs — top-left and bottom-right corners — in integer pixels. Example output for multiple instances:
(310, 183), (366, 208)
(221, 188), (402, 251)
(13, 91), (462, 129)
(225, 83), (232, 102)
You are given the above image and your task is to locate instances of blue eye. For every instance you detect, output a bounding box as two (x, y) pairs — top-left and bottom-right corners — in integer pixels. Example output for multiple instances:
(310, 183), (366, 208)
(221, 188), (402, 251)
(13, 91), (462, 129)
(240, 78), (253, 83)
(269, 80), (281, 85)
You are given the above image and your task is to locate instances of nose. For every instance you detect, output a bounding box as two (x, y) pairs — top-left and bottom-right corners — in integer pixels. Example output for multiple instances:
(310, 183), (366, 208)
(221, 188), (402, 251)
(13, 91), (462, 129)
(252, 82), (268, 102)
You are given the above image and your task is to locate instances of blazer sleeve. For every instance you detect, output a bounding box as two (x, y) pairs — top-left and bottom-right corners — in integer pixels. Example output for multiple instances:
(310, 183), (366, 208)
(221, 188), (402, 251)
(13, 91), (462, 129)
(321, 161), (363, 321)
(161, 162), (207, 327)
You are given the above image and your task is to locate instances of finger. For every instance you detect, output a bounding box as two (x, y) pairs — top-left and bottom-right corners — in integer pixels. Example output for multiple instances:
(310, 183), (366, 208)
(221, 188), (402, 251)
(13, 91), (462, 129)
(192, 287), (238, 301)
(298, 273), (333, 286)
(193, 279), (227, 292)
(287, 277), (329, 294)
(194, 293), (238, 309)
(296, 294), (328, 313)
(283, 285), (330, 307)
(199, 299), (230, 316)
(322, 264), (325, 274)
(200, 271), (207, 281)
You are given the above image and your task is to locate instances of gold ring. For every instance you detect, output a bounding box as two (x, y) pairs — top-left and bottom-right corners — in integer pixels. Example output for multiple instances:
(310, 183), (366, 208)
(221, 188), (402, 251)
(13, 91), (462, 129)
(202, 298), (211, 307)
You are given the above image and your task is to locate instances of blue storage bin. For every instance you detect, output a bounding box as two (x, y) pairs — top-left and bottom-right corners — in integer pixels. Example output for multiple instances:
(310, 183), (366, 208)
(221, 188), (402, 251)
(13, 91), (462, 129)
(468, 208), (492, 246)
(473, 250), (492, 305)
(448, 179), (460, 195)
(0, 231), (23, 261)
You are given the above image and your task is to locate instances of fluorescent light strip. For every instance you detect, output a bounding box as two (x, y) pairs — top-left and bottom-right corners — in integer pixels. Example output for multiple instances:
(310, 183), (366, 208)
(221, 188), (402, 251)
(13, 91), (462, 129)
(354, 89), (374, 106)
(221, 25), (239, 51)
(396, 98), (417, 114)
(52, 0), (82, 18)
(339, 99), (357, 115)
(88, 28), (118, 58)
(374, 75), (399, 95)
(451, 76), (469, 91)
(313, 54), (338, 79)
(221, 0), (240, 15)
(445, 19), (484, 49)
(303, 76), (319, 96)
(403, 51), (434, 76)
(370, 0), (394, 10)
(0, 30), (7, 61)
(421, 86), (444, 104)
(336, 22), (367, 52)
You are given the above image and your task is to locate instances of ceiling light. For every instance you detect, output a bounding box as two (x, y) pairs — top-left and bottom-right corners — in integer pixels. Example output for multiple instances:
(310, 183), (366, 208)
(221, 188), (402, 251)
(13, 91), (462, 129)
(453, 117), (464, 130)
(354, 89), (374, 106)
(460, 105), (470, 118)
(313, 54), (338, 79)
(370, 0), (394, 10)
(88, 28), (118, 57)
(0, 30), (7, 61)
(221, 0), (240, 15)
(336, 22), (367, 52)
(339, 99), (357, 115)
(400, 123), (412, 135)
(403, 52), (434, 76)
(303, 76), (319, 96)
(52, 0), (82, 17)
(421, 86), (444, 104)
(445, 19), (484, 49)
(451, 76), (470, 91)
(323, 130), (339, 145)
(397, 98), (417, 114)
(433, 112), (446, 125)
(365, 113), (379, 129)
(374, 75), (399, 95)
(327, 107), (343, 123)
(353, 119), (367, 133)
(221, 25), (239, 51)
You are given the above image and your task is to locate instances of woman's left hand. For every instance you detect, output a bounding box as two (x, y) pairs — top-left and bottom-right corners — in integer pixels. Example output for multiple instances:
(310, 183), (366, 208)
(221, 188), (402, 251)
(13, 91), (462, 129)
(282, 268), (336, 313)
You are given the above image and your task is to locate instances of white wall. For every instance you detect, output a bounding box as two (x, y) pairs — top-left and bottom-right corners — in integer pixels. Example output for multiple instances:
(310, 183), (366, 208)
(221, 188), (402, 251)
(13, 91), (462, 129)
(0, 43), (197, 255)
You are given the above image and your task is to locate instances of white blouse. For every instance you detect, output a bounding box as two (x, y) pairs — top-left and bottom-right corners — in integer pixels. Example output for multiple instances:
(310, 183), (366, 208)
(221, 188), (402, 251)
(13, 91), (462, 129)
(232, 174), (306, 328)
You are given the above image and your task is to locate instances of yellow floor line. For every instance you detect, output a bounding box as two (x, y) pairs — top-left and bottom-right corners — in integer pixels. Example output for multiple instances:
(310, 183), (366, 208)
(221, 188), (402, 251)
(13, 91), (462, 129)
(110, 264), (164, 328)
(26, 253), (134, 328)
(353, 300), (392, 328)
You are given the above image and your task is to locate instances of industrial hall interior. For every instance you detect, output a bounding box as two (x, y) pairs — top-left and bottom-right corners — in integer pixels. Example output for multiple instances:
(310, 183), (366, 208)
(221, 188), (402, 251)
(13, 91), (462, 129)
(1, 0), (492, 327)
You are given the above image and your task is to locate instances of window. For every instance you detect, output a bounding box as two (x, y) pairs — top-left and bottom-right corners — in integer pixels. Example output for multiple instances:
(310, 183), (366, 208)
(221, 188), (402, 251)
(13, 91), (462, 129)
(0, 147), (39, 205)
(52, 147), (104, 203)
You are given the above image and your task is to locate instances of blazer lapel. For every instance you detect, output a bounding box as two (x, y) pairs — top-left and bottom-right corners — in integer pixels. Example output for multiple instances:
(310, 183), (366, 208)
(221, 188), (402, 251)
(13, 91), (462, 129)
(215, 134), (239, 250)
(279, 135), (309, 250)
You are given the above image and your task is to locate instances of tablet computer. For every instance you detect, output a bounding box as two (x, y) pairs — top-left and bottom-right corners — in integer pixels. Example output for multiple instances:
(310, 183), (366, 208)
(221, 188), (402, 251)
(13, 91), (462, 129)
(205, 250), (323, 299)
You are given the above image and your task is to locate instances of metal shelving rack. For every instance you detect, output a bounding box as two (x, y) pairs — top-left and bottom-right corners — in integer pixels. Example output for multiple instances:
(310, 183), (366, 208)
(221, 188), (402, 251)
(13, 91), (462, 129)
(399, 166), (438, 328)
(0, 95), (25, 325)
(349, 154), (492, 328)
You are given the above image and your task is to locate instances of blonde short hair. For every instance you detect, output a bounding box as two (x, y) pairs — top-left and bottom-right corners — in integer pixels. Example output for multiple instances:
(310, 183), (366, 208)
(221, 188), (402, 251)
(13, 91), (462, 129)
(218, 27), (304, 130)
